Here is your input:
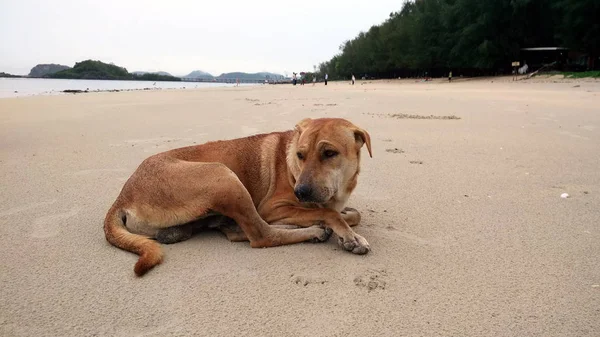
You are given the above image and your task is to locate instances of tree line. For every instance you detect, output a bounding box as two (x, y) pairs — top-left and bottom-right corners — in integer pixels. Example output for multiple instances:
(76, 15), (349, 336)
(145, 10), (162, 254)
(317, 0), (599, 80)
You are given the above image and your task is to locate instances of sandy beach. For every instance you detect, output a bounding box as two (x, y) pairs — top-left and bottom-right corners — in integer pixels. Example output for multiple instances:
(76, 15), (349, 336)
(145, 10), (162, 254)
(1, 78), (599, 336)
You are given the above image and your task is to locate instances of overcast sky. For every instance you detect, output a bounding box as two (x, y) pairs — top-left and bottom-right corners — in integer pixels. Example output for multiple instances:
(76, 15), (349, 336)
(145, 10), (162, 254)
(0, 0), (404, 76)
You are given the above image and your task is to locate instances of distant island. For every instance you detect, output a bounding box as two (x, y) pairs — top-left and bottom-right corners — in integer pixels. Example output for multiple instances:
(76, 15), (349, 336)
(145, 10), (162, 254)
(216, 72), (284, 80)
(183, 70), (214, 80)
(3, 60), (286, 83)
(132, 71), (174, 77)
(0, 72), (23, 78)
(47, 60), (181, 82)
(181, 70), (285, 81)
(29, 64), (71, 78)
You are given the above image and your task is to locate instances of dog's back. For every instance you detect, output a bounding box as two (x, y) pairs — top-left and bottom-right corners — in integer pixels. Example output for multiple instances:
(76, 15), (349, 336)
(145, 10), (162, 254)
(165, 130), (293, 206)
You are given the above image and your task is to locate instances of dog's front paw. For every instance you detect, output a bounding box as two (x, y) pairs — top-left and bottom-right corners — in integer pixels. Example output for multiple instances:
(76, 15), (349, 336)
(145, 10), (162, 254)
(341, 207), (361, 226)
(338, 233), (370, 254)
(309, 224), (333, 243)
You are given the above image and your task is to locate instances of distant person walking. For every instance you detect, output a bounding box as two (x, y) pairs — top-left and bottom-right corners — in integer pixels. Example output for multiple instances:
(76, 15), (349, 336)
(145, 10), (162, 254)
(351, 74), (355, 85)
(292, 73), (297, 86)
(325, 73), (328, 85)
(312, 76), (316, 86)
(448, 71), (453, 83)
(236, 78), (239, 86)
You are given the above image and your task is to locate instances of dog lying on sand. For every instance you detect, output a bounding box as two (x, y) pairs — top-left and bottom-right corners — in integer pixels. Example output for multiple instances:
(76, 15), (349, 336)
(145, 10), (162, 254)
(104, 118), (372, 276)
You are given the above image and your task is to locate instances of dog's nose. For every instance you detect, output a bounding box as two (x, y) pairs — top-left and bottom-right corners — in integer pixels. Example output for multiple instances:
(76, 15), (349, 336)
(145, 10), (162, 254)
(294, 184), (314, 202)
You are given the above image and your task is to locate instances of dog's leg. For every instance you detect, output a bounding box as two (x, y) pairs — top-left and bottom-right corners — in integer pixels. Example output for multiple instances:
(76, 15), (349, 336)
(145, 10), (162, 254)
(215, 217), (248, 242)
(156, 223), (195, 244)
(215, 210), (330, 243)
(262, 206), (370, 254)
(218, 226), (249, 242)
(155, 217), (213, 244)
(341, 207), (361, 227)
(184, 163), (329, 247)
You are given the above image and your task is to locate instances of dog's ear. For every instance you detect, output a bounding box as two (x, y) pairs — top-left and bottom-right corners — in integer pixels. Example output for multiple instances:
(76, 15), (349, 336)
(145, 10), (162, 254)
(353, 128), (372, 158)
(295, 118), (312, 134)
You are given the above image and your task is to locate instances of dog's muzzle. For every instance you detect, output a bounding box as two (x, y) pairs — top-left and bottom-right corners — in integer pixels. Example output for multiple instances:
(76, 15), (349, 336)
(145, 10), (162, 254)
(294, 184), (316, 203)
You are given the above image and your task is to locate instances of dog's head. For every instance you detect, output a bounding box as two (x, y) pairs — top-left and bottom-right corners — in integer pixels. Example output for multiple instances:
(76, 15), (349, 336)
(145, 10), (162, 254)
(287, 118), (372, 206)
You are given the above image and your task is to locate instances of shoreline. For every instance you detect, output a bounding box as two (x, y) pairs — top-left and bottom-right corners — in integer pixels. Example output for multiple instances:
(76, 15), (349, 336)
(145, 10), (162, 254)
(0, 77), (260, 99)
(2, 74), (598, 99)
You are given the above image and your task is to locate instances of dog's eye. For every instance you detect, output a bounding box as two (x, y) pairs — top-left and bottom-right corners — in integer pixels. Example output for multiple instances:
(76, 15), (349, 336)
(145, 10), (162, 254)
(323, 150), (338, 158)
(296, 152), (304, 160)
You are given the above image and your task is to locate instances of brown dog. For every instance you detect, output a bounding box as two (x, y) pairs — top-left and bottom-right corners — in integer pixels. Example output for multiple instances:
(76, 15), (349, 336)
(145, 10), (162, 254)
(104, 118), (372, 276)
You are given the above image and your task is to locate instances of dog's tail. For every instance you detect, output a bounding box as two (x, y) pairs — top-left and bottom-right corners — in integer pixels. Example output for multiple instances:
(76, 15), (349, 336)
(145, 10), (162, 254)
(104, 206), (163, 276)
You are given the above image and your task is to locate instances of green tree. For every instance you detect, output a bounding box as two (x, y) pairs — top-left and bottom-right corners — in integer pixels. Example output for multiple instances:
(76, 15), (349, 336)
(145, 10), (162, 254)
(554, 0), (600, 68)
(317, 0), (600, 78)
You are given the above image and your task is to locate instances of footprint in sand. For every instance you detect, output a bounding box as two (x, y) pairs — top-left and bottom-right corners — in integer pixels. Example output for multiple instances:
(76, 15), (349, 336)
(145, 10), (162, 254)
(31, 208), (79, 239)
(354, 268), (388, 292)
(386, 148), (405, 154)
(290, 274), (328, 286)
